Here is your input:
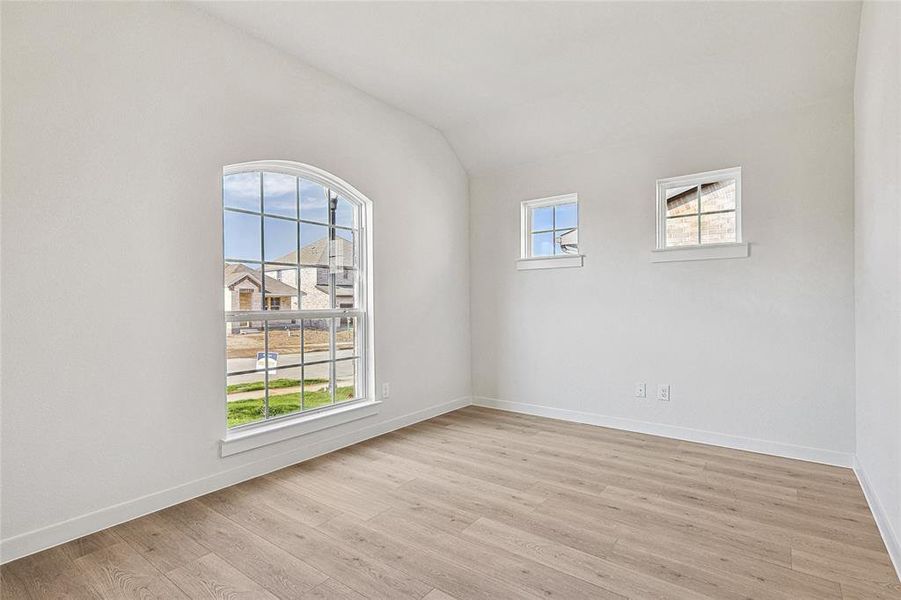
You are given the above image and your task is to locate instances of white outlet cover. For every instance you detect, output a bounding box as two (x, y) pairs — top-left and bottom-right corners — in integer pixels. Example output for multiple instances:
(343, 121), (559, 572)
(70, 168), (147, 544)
(634, 383), (646, 398)
(657, 384), (670, 401)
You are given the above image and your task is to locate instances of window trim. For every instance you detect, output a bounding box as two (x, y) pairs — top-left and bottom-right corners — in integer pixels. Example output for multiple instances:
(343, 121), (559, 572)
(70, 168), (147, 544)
(518, 193), (584, 270)
(221, 160), (376, 451)
(653, 166), (747, 262)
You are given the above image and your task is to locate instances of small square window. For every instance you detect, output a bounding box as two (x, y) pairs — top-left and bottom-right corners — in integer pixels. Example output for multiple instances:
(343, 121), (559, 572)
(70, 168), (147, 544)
(521, 194), (580, 260)
(656, 167), (742, 250)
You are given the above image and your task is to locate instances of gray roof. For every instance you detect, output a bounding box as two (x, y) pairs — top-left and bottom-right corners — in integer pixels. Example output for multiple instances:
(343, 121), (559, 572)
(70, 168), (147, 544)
(275, 237), (355, 267)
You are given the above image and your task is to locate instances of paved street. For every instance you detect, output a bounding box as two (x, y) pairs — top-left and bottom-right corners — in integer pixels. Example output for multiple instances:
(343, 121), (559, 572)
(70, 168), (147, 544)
(226, 349), (356, 389)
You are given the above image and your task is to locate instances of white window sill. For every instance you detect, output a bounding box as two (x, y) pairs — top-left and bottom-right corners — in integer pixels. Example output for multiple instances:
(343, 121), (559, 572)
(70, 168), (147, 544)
(517, 254), (585, 270)
(651, 242), (748, 263)
(220, 399), (381, 457)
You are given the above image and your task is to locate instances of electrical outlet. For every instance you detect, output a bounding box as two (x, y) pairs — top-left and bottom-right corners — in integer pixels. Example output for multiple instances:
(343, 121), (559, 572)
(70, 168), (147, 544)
(657, 384), (670, 401)
(634, 383), (646, 398)
(381, 382), (391, 399)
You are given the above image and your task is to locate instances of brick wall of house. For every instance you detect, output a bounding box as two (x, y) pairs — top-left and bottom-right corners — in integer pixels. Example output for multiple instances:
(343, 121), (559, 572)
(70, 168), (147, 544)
(300, 267), (330, 310)
(665, 179), (736, 245)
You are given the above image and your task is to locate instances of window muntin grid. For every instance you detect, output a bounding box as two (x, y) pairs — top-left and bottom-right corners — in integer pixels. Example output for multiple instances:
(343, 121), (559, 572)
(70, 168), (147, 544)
(224, 165), (367, 430)
(656, 167), (742, 250)
(521, 195), (580, 258)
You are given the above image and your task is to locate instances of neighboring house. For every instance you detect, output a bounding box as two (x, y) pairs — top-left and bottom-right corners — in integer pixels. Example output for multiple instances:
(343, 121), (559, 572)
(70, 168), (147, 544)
(557, 228), (578, 254)
(269, 236), (356, 311)
(224, 263), (299, 332)
(225, 237), (355, 332)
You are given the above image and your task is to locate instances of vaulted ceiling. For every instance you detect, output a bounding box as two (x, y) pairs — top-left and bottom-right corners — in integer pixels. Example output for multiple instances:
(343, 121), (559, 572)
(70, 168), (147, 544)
(197, 1), (861, 175)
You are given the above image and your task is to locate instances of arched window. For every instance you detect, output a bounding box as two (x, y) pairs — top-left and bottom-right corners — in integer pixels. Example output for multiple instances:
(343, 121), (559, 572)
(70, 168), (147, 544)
(222, 161), (372, 431)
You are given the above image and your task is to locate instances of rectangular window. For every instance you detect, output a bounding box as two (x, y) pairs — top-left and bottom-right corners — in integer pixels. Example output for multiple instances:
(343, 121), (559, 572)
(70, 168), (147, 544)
(224, 165), (368, 431)
(520, 194), (580, 260)
(656, 167), (742, 250)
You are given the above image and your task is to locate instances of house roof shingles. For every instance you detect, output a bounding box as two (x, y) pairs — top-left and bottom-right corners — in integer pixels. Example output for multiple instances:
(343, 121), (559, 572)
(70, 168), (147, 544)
(274, 237), (355, 267)
(224, 263), (300, 297)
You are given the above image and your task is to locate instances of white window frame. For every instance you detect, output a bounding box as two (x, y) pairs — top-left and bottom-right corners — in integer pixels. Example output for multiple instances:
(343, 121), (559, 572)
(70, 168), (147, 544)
(652, 166), (748, 263)
(517, 193), (584, 270)
(220, 160), (377, 456)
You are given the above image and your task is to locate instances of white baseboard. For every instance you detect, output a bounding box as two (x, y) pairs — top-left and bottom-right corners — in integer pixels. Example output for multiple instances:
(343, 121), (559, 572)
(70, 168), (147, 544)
(853, 457), (901, 580)
(0, 396), (472, 565)
(472, 397), (854, 468)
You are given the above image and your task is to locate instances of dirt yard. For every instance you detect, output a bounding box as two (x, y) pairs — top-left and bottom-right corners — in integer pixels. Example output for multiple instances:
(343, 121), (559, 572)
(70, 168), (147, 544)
(227, 327), (354, 358)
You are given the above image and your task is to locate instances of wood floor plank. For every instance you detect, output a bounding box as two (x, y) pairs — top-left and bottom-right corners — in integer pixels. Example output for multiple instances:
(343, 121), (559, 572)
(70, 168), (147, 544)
(268, 464), (394, 520)
(166, 552), (279, 599)
(616, 532), (843, 600)
(227, 475), (342, 527)
(55, 529), (123, 563)
(422, 589), (460, 600)
(115, 511), (208, 573)
(534, 480), (794, 567)
(2, 547), (101, 600)
(199, 486), (433, 600)
(297, 578), (368, 600)
(2, 406), (896, 600)
(161, 498), (330, 598)
(0, 567), (30, 600)
(72, 542), (189, 599)
(317, 513), (535, 600)
(367, 508), (627, 600)
(460, 516), (711, 600)
(839, 577), (901, 600)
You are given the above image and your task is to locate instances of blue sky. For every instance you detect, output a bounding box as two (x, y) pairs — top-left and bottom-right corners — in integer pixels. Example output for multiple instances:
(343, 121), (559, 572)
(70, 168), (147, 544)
(224, 172), (357, 264)
(530, 202), (577, 256)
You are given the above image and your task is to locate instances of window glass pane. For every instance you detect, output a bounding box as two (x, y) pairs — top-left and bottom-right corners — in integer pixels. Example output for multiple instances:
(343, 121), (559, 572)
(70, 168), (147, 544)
(226, 320), (265, 374)
(264, 217), (297, 263)
(302, 318), (331, 365)
(300, 179), (329, 224)
(300, 223), (330, 266)
(701, 211), (736, 244)
(226, 371), (266, 428)
(700, 179), (736, 213)
(335, 359), (359, 403)
(531, 206), (553, 231)
(531, 231), (554, 257)
(299, 266), (330, 309)
(666, 185), (698, 217)
(666, 215), (699, 247)
(262, 265), (298, 310)
(302, 318), (332, 410)
(554, 203), (577, 229)
(224, 262), (261, 311)
(302, 374), (334, 411)
(224, 167), (368, 428)
(263, 172), (297, 218)
(335, 317), (358, 360)
(333, 267), (357, 309)
(266, 365), (302, 419)
(335, 196), (356, 229)
(265, 319), (302, 367)
(555, 228), (578, 255)
(224, 172), (261, 212)
(334, 229), (356, 268)
(224, 211), (261, 261)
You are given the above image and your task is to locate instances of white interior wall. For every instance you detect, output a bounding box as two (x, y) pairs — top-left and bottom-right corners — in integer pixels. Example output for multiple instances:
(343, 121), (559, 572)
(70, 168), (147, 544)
(0, 2), (470, 561)
(470, 95), (856, 463)
(853, 0), (901, 569)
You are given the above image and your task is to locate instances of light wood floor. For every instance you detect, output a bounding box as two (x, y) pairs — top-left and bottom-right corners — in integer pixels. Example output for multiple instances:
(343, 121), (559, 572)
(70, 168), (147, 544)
(2, 406), (899, 599)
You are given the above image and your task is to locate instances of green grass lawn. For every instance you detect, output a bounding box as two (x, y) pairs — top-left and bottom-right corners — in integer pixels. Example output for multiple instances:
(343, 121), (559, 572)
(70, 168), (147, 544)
(227, 386), (355, 428)
(226, 377), (328, 394)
